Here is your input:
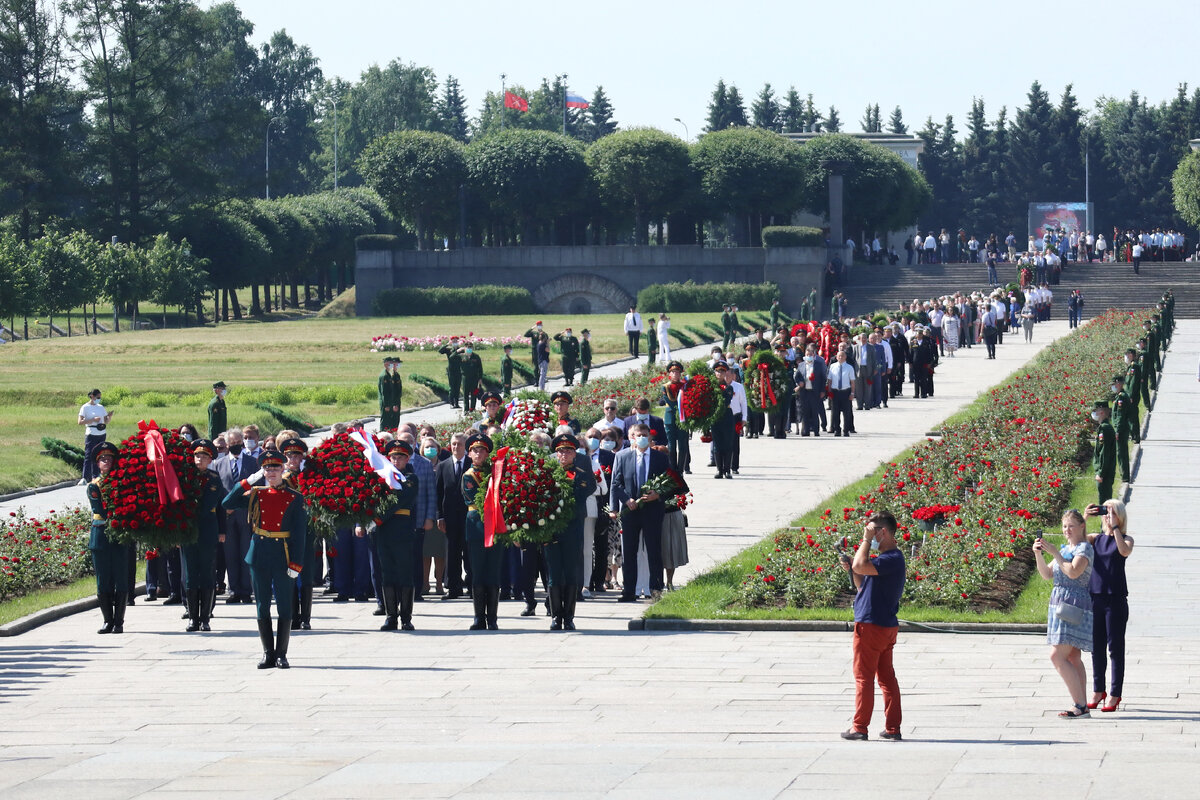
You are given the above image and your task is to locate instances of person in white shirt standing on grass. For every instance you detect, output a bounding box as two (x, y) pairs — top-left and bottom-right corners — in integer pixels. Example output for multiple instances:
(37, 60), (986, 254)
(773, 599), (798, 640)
(78, 388), (114, 483)
(623, 305), (642, 358)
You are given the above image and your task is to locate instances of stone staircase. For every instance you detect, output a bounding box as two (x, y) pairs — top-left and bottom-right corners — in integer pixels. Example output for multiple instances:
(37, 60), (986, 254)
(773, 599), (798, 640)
(838, 259), (1198, 319)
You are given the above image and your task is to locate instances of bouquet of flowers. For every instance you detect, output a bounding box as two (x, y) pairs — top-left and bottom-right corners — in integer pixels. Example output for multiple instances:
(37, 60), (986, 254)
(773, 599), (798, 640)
(744, 350), (790, 414)
(295, 432), (398, 536)
(638, 468), (689, 508)
(103, 420), (205, 548)
(474, 444), (573, 546)
(504, 398), (555, 436)
(676, 369), (727, 433)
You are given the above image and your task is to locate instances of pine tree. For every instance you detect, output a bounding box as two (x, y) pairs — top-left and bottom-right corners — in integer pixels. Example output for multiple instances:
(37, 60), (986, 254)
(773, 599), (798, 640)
(801, 94), (821, 132)
(585, 85), (617, 142)
(725, 84), (749, 127)
(860, 103), (881, 133)
(705, 79), (729, 132)
(780, 87), (804, 133)
(1049, 84), (1084, 200)
(1010, 80), (1055, 203)
(961, 98), (1000, 235)
(751, 83), (781, 131)
(437, 75), (470, 142)
(887, 105), (907, 134)
(824, 106), (841, 132)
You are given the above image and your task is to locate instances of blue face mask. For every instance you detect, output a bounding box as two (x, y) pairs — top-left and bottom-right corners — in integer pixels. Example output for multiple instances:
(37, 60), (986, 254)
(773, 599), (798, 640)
(588, 438), (600, 451)
(576, 447), (587, 456)
(636, 413), (649, 422)
(423, 447), (437, 459)
(635, 436), (650, 450)
(600, 440), (616, 451)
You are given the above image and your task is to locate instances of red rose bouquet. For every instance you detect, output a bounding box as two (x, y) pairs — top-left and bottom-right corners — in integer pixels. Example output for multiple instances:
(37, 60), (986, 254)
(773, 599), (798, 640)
(103, 420), (205, 548)
(295, 432), (398, 536)
(504, 398), (555, 436)
(676, 371), (727, 433)
(474, 444), (573, 547)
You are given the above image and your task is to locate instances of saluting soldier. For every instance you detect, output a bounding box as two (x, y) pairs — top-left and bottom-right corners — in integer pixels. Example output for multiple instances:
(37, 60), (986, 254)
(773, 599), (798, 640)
(500, 343), (515, 395)
(438, 336), (464, 408)
(87, 442), (131, 634)
(182, 439), (226, 632)
(546, 433), (597, 631)
(555, 326), (581, 386)
(551, 390), (581, 435)
(357, 440), (420, 631)
(462, 433), (503, 630)
(378, 357), (402, 431)
(222, 449), (308, 669)
(1110, 375), (1135, 485)
(207, 381), (227, 441)
(1092, 401), (1117, 505)
(522, 320), (544, 369)
(280, 438), (319, 631)
(459, 343), (483, 411)
(579, 329), (593, 385)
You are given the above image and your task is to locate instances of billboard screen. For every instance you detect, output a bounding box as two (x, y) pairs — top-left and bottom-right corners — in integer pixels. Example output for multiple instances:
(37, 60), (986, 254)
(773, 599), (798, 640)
(1028, 202), (1093, 248)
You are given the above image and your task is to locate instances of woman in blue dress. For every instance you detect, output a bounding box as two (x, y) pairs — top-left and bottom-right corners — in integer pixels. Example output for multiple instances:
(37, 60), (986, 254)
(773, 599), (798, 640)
(1033, 508), (1094, 718)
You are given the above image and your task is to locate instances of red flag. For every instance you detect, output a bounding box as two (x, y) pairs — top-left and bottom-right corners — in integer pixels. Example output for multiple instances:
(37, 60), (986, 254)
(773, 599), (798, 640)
(504, 91), (528, 112)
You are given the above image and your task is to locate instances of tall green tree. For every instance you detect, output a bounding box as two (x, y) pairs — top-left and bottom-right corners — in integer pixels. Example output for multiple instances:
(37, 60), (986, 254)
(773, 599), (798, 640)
(860, 103), (882, 133)
(96, 238), (147, 331)
(780, 87), (804, 133)
(1048, 84), (1085, 200)
(705, 79), (729, 132)
(751, 83), (781, 132)
(586, 128), (692, 245)
(583, 85), (617, 142)
(145, 233), (207, 326)
(1172, 149), (1200, 229)
(437, 74), (470, 142)
(30, 228), (94, 335)
(1009, 81), (1055, 204)
(256, 29), (323, 197)
(887, 105), (907, 134)
(358, 130), (466, 250)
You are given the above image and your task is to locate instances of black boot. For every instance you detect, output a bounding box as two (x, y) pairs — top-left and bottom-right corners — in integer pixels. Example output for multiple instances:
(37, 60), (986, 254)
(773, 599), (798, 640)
(380, 586), (399, 631)
(299, 583), (313, 630)
(563, 585), (578, 631)
(275, 619), (291, 669)
(112, 593), (127, 633)
(486, 587), (500, 630)
(468, 585), (487, 630)
(199, 589), (213, 631)
(97, 592), (114, 634)
(257, 618), (276, 669)
(400, 587), (416, 630)
(521, 600), (537, 616)
(185, 589), (201, 632)
(549, 586), (563, 631)
(291, 585), (301, 631)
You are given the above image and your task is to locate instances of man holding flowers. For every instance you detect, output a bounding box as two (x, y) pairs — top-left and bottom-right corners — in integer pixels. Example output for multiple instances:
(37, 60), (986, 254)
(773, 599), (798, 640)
(611, 422), (669, 601)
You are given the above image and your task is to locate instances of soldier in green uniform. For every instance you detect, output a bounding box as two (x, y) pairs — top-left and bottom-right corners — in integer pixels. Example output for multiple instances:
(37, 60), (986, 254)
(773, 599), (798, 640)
(808, 288), (818, 320)
(546, 433), (597, 631)
(473, 391), (507, 431)
(462, 433), (503, 631)
(358, 440), (420, 631)
(1142, 320), (1161, 376)
(1092, 401), (1117, 505)
(1123, 348), (1143, 444)
(769, 299), (781, 331)
(730, 304), (741, 343)
(551, 390), (582, 434)
(222, 449), (308, 669)
(660, 361), (688, 471)
(645, 323), (658, 364)
(207, 382), (227, 441)
(500, 344), (514, 395)
(281, 438), (318, 631)
(1136, 338), (1156, 393)
(183, 439), (225, 632)
(438, 336), (464, 408)
(378, 357), (402, 431)
(579, 329), (593, 385)
(1110, 375), (1135, 485)
(522, 320), (544, 369)
(459, 343), (483, 411)
(554, 326), (581, 386)
(87, 442), (131, 634)
(720, 304), (733, 351)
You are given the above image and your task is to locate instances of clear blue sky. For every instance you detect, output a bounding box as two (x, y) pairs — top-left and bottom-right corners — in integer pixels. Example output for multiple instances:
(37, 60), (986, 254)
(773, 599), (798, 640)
(225, 0), (1195, 138)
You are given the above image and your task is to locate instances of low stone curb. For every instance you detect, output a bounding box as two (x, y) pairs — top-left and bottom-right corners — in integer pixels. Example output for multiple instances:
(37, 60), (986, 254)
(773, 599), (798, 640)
(0, 582), (147, 637)
(0, 479), (80, 504)
(630, 618), (1045, 634)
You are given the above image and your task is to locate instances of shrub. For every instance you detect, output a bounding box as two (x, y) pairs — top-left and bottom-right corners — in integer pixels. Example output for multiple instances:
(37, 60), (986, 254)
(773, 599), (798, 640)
(309, 386), (339, 405)
(356, 234), (403, 251)
(637, 281), (778, 313)
(410, 374), (450, 401)
(762, 225), (825, 247)
(335, 384), (377, 405)
(685, 325), (717, 343)
(0, 508), (92, 601)
(140, 391), (171, 408)
(41, 437), (84, 470)
(372, 285), (535, 317)
(668, 328), (697, 348)
(254, 402), (315, 436)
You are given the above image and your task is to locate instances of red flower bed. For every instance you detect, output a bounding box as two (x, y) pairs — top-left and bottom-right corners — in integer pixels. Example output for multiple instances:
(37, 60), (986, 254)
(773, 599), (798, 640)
(103, 421), (205, 548)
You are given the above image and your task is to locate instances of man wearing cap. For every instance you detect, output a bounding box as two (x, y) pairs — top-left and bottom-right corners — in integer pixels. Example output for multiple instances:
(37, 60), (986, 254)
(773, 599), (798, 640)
(712, 361), (739, 474)
(462, 433), (504, 629)
(500, 344), (515, 395)
(378, 358), (402, 431)
(87, 441), (131, 634)
(610, 422), (669, 601)
(1092, 401), (1117, 504)
(459, 343), (483, 412)
(523, 320), (544, 369)
(474, 392), (507, 432)
(551, 391), (582, 435)
(357, 440), (420, 631)
(547, 433), (597, 630)
(769, 299), (782, 330)
(721, 305), (733, 350)
(579, 329), (593, 385)
(554, 327), (581, 386)
(438, 336), (464, 409)
(207, 382), (227, 441)
(181, 439), (226, 632)
(660, 361), (688, 471)
(223, 449), (307, 669)
(1110, 376), (1135, 486)
(1123, 349), (1144, 442)
(279, 438), (319, 630)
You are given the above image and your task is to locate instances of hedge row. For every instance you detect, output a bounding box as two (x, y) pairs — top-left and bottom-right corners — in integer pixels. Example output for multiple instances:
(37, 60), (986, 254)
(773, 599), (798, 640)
(636, 281), (778, 313)
(372, 285), (535, 316)
(761, 225), (825, 247)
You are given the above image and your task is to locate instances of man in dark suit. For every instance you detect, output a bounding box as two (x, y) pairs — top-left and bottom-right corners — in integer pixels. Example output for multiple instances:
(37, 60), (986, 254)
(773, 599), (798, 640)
(435, 433), (471, 599)
(621, 398), (667, 447)
(610, 423), (668, 600)
(214, 428), (258, 603)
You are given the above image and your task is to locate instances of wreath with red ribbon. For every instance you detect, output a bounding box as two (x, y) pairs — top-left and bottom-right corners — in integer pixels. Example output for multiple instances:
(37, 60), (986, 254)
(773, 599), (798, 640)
(474, 444), (574, 547)
(295, 432), (398, 536)
(102, 420), (205, 548)
(675, 366), (727, 433)
(744, 350), (790, 413)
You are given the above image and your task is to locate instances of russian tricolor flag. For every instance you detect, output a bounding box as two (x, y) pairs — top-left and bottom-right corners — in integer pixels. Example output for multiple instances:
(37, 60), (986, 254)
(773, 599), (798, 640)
(565, 93), (589, 109)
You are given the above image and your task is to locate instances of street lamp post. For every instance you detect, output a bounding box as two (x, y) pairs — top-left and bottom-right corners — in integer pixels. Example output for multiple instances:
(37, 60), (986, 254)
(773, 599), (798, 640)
(673, 117), (689, 141)
(328, 95), (339, 192)
(265, 116), (283, 200)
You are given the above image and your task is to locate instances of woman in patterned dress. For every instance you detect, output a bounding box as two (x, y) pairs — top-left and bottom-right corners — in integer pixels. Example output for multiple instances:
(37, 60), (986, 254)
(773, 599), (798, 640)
(1033, 509), (1094, 718)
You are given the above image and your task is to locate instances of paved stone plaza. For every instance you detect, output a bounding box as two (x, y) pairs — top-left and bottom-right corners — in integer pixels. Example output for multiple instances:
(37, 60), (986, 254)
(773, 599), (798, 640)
(2, 320), (1196, 799)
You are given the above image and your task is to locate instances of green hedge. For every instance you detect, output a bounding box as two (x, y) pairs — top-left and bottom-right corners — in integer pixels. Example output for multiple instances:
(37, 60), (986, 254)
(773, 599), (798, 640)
(41, 437), (84, 470)
(254, 402), (316, 436)
(762, 225), (825, 247)
(372, 285), (535, 316)
(356, 234), (402, 251)
(636, 282), (778, 313)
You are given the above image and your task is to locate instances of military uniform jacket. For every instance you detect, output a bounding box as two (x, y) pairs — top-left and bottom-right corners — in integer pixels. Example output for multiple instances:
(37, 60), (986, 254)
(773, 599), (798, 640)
(207, 395), (226, 440)
(1112, 391), (1135, 438)
(438, 344), (463, 376)
(720, 311), (732, 333)
(222, 481), (308, 572)
(580, 339), (592, 367)
(87, 478), (113, 551)
(555, 333), (580, 363)
(460, 353), (483, 382)
(1124, 362), (1141, 406)
(198, 469), (228, 543)
(522, 329), (541, 366)
(1093, 421), (1117, 480)
(501, 355), (514, 384)
(378, 370), (402, 410)
(461, 464), (488, 519)
(368, 467), (418, 534)
(564, 454), (597, 524)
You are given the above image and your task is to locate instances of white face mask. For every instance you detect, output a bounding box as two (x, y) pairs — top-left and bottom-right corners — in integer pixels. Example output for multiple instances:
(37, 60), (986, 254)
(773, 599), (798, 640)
(635, 436), (650, 450)
(1091, 412), (1102, 422)
(600, 440), (616, 451)
(245, 439), (258, 450)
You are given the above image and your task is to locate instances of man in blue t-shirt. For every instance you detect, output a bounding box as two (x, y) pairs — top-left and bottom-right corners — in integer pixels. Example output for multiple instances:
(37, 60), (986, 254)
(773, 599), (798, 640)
(839, 511), (906, 741)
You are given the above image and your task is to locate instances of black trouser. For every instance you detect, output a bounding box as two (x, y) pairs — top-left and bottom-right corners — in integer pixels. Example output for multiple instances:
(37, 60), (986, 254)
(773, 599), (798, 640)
(620, 506), (664, 596)
(1091, 594), (1128, 697)
(627, 332), (640, 357)
(445, 518), (470, 594)
(83, 433), (106, 481)
(830, 388), (854, 433)
(983, 331), (997, 359)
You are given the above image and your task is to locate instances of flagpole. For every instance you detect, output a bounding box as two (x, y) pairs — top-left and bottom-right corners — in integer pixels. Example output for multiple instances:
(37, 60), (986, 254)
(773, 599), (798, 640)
(562, 73), (568, 135)
(500, 73), (506, 131)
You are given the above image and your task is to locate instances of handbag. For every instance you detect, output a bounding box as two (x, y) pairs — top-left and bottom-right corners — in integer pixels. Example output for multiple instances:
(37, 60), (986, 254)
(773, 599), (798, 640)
(1053, 601), (1085, 626)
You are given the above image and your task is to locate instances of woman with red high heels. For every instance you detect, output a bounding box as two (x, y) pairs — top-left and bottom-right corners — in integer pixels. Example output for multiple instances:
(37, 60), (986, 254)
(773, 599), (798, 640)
(1033, 509), (1094, 719)
(1086, 500), (1134, 712)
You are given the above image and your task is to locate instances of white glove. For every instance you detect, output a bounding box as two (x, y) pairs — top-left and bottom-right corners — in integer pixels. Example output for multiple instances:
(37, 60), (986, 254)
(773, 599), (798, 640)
(287, 568), (300, 579)
(246, 469), (265, 485)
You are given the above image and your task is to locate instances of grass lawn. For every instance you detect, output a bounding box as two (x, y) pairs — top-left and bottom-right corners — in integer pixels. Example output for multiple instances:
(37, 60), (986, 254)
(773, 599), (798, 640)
(0, 310), (733, 493)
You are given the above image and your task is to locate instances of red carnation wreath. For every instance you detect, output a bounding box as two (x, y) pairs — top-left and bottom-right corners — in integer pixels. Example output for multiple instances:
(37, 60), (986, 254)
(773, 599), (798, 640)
(676, 370), (727, 433)
(474, 444), (573, 547)
(102, 420), (205, 548)
(295, 432), (398, 536)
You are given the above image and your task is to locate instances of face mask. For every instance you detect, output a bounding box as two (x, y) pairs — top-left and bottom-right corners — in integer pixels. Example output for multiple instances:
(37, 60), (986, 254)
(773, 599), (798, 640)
(588, 438), (600, 451)
(804, 355), (813, 362)
(635, 436), (650, 450)
(464, 348), (472, 355)
(91, 397), (100, 404)
(245, 439), (257, 451)
(870, 538), (880, 551)
(229, 444), (244, 455)
(423, 447), (438, 459)
(636, 414), (648, 422)
(181, 432), (193, 442)
(1111, 385), (1119, 393)
(1091, 412), (1102, 422)
(576, 447), (587, 456)
(600, 440), (616, 451)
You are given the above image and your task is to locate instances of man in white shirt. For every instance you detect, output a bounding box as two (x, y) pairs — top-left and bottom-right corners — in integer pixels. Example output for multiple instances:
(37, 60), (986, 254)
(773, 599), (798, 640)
(923, 233), (937, 264)
(728, 368), (747, 474)
(826, 347), (857, 436)
(593, 399), (626, 444)
(1131, 242), (1143, 274)
(623, 305), (642, 358)
(78, 388), (114, 482)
